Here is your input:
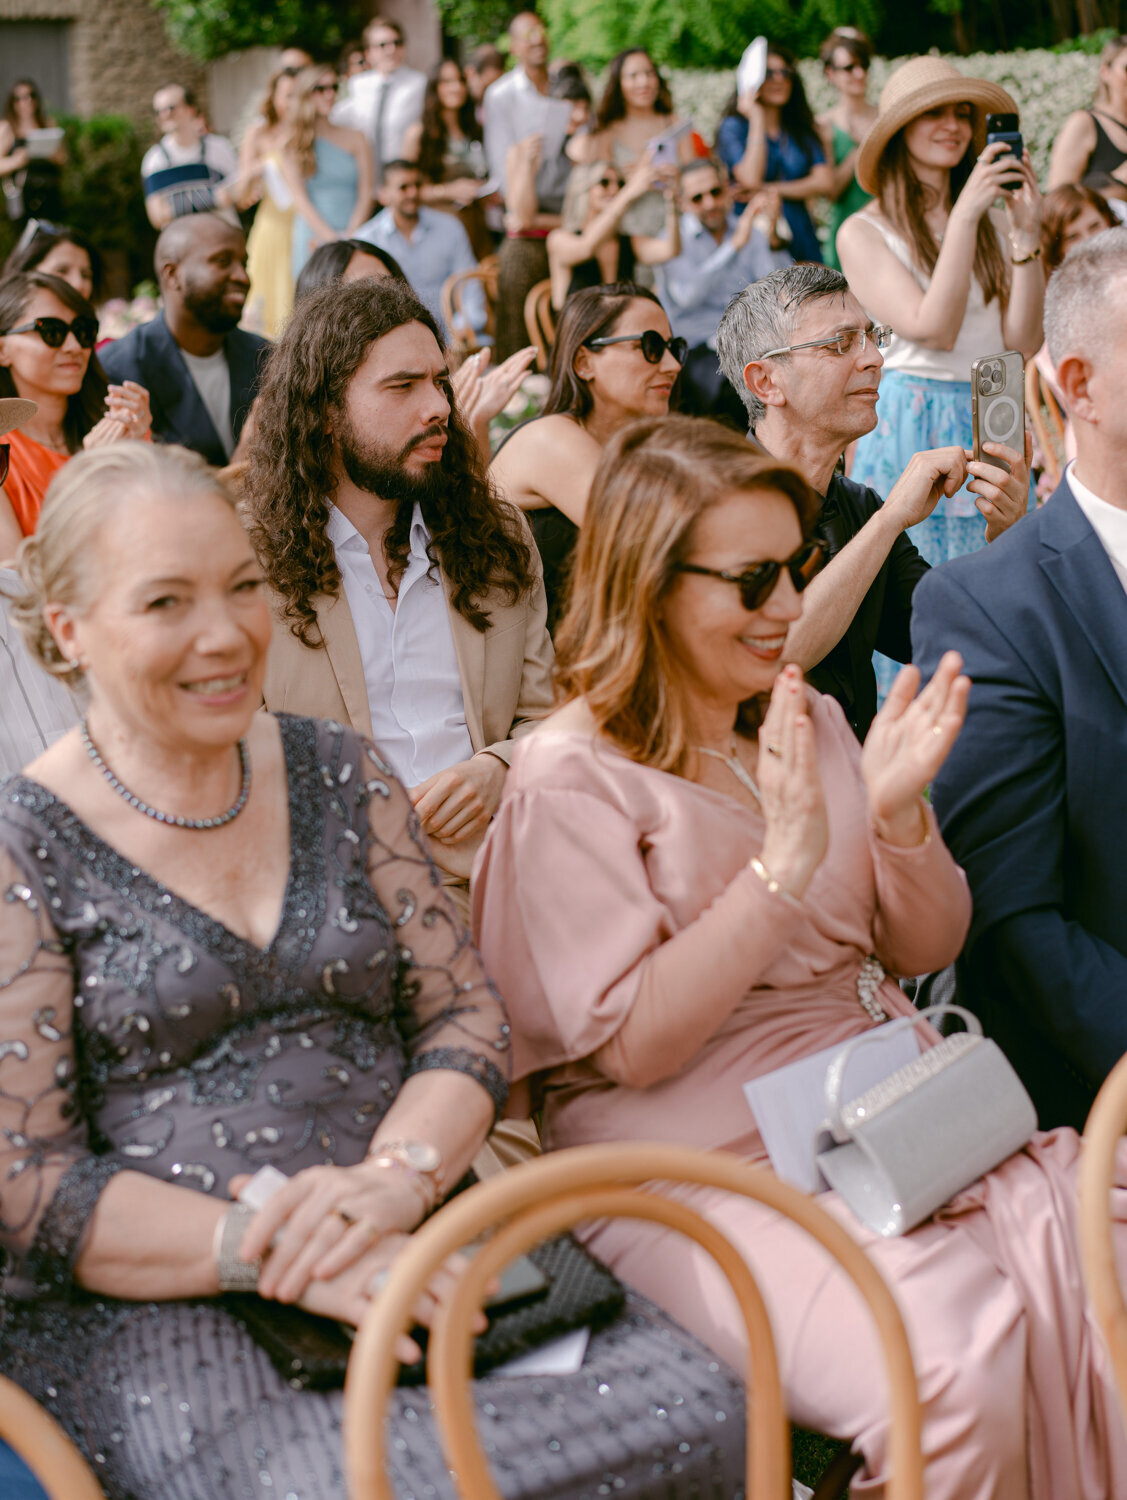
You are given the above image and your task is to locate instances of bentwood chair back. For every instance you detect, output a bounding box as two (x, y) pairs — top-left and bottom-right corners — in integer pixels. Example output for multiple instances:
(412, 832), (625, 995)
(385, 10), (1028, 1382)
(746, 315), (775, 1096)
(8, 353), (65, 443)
(441, 255), (499, 364)
(1025, 359), (1066, 494)
(522, 279), (556, 372)
(343, 1142), (925, 1500)
(0, 1372), (103, 1499)
(1079, 1050), (1127, 1416)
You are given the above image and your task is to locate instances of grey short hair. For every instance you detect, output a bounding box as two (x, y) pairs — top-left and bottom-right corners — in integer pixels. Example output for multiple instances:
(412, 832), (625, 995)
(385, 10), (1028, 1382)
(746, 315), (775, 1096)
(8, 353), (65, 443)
(1045, 225), (1127, 367)
(716, 263), (850, 426)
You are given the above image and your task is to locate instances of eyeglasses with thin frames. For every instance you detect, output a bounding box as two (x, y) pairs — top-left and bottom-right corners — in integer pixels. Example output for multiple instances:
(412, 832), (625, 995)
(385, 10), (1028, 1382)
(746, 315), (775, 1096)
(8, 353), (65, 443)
(759, 325), (893, 359)
(676, 540), (822, 612)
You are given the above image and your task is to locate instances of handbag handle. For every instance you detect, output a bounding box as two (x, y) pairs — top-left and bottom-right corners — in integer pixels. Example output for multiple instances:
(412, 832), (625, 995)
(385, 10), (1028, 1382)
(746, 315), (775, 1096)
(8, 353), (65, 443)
(823, 1004), (983, 1144)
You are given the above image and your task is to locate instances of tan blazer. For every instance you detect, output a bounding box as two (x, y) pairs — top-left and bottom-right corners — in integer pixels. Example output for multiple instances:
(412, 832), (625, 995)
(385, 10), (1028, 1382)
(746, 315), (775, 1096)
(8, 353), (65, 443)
(263, 554), (555, 763)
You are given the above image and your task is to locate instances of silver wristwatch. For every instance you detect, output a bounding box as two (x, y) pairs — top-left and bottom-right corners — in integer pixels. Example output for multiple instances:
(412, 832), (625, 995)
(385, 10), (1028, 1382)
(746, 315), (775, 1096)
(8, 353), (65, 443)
(215, 1202), (261, 1292)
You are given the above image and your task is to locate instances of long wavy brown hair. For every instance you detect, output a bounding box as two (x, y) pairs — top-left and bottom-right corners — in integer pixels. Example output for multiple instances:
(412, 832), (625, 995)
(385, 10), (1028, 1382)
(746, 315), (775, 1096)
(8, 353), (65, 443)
(291, 65), (333, 178)
(555, 416), (818, 776)
(875, 118), (1008, 306)
(244, 277), (536, 648)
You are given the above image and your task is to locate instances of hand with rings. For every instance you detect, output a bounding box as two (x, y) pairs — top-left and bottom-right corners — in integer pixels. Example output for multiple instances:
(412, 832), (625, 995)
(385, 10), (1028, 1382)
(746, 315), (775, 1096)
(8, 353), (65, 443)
(231, 1159), (430, 1305)
(754, 663), (829, 900)
(861, 650), (970, 847)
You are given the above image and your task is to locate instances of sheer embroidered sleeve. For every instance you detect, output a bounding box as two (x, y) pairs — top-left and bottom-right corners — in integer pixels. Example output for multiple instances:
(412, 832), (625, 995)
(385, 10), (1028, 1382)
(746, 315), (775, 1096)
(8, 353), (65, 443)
(0, 827), (119, 1298)
(329, 730), (511, 1119)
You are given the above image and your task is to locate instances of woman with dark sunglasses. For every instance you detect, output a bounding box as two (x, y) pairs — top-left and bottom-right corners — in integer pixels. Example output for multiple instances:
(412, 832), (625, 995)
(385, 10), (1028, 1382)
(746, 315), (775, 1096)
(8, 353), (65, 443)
(547, 154), (680, 311)
(716, 43), (832, 263)
(0, 272), (150, 558)
(489, 282), (685, 629)
(474, 410), (1127, 1500)
(815, 29), (878, 271)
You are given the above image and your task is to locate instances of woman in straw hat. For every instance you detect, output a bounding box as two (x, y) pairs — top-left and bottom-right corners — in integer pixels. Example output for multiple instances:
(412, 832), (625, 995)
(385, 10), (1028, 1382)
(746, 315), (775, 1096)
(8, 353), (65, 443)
(837, 56), (1042, 568)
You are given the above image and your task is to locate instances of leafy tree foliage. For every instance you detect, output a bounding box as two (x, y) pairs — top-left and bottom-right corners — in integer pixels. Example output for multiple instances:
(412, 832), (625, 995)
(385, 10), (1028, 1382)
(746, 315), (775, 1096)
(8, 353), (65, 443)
(152, 0), (365, 64)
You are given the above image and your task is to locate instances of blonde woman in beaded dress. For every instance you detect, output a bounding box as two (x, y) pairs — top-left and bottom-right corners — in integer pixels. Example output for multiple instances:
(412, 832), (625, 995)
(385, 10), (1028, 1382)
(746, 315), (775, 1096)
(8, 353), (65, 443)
(0, 440), (747, 1499)
(473, 416), (1127, 1499)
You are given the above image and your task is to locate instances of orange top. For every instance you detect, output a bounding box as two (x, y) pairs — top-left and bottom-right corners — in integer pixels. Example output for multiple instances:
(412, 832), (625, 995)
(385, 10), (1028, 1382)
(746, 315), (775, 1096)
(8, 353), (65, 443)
(3, 428), (70, 536)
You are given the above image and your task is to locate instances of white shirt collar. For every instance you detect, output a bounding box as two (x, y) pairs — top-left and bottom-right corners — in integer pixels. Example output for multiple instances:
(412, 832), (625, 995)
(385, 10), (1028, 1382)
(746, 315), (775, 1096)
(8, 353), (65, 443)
(1065, 460), (1127, 593)
(326, 500), (430, 557)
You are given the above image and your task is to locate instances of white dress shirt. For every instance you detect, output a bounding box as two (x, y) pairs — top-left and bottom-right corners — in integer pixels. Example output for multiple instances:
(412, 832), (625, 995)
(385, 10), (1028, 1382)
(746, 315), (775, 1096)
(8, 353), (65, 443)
(0, 569), (78, 779)
(1066, 462), (1127, 596)
(353, 206), (485, 337)
(325, 502), (474, 785)
(333, 66), (426, 177)
(481, 67), (573, 213)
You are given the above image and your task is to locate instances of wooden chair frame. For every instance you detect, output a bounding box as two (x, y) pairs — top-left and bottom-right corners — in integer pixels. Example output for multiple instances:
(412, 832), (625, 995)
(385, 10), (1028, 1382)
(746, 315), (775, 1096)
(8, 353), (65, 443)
(1079, 1049), (1127, 1416)
(344, 1142), (924, 1500)
(522, 278), (556, 373)
(441, 255), (499, 364)
(1025, 359), (1066, 494)
(0, 1373), (104, 1499)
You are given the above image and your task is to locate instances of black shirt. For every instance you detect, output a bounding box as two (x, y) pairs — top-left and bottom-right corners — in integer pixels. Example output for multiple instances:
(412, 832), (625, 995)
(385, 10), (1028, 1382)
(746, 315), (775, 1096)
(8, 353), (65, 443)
(805, 472), (930, 741)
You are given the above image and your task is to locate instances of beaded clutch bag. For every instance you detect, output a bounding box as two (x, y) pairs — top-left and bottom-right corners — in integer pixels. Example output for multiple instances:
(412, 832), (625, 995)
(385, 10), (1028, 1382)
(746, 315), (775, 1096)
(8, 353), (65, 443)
(815, 1004), (1037, 1237)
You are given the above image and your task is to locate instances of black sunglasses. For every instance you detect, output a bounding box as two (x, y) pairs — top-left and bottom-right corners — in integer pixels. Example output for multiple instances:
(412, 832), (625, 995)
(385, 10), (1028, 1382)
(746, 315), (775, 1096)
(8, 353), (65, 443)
(595, 175), (623, 191)
(313, 81), (339, 95)
(586, 329), (689, 366)
(2, 315), (99, 349)
(677, 539), (823, 611)
(689, 185), (725, 206)
(0, 445), (8, 488)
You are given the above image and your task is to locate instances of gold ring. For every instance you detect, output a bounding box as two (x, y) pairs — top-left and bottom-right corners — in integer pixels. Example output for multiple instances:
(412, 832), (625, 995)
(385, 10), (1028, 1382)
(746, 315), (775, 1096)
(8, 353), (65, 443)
(766, 742), (783, 757)
(331, 1206), (356, 1227)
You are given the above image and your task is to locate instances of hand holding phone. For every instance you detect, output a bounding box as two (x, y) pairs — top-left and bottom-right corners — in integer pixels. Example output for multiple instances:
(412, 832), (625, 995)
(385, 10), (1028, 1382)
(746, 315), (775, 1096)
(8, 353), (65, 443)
(984, 113), (1024, 190)
(971, 351), (1025, 474)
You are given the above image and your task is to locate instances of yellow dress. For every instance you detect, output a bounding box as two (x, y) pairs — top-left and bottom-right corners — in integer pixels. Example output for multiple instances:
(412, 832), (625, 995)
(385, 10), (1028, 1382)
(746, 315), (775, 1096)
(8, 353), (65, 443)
(245, 154), (294, 338)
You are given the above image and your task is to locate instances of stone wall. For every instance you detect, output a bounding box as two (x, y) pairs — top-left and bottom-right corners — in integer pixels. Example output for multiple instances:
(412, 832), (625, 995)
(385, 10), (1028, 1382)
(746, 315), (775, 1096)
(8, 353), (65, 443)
(0, 0), (207, 125)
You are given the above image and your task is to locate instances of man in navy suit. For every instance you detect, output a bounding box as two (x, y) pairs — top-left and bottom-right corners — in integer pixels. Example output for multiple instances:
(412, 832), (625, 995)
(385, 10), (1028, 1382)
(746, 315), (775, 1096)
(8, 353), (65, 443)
(912, 228), (1127, 1130)
(100, 214), (268, 468)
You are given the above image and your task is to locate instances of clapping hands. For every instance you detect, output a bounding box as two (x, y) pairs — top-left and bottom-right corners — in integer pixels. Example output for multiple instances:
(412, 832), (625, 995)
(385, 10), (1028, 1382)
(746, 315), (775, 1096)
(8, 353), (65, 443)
(756, 664), (829, 899)
(861, 651), (969, 846)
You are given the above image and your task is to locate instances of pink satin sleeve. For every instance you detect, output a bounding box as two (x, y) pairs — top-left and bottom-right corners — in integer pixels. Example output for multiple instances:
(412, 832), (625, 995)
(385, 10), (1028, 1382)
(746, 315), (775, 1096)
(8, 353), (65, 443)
(472, 784), (805, 1083)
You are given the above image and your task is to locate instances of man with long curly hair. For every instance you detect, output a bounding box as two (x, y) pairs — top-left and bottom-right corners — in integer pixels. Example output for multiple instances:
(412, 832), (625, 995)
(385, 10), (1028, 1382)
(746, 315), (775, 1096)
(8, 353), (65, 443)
(244, 277), (553, 887)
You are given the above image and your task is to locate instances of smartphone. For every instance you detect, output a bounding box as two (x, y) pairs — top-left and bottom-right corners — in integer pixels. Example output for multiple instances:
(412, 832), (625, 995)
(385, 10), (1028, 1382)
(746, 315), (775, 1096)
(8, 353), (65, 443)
(487, 1253), (551, 1310)
(985, 112), (1023, 188)
(971, 351), (1025, 474)
(650, 120), (691, 168)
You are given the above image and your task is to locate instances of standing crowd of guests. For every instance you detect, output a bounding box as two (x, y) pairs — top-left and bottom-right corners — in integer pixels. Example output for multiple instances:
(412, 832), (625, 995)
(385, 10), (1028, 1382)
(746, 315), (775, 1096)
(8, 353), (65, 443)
(1, 16), (1127, 1500)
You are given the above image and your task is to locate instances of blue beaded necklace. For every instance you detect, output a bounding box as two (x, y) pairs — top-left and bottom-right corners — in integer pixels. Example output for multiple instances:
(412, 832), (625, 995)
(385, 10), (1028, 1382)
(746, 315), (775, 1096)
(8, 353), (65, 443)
(80, 718), (251, 830)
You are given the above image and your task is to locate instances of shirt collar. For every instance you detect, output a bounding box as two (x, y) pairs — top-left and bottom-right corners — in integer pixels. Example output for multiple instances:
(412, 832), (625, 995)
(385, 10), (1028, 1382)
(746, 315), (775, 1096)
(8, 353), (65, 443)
(326, 500), (430, 557)
(1066, 461), (1127, 555)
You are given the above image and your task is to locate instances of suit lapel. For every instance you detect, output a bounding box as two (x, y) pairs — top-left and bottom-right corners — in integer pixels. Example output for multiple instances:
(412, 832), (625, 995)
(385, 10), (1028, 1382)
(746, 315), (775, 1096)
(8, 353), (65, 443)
(146, 317), (225, 464)
(443, 572), (486, 750)
(225, 332), (263, 442)
(316, 591), (373, 735)
(1039, 481), (1127, 712)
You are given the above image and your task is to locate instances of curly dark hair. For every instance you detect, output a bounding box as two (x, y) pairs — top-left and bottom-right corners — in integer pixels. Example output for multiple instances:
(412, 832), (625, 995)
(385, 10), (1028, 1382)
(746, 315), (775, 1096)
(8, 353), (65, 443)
(244, 277), (536, 648)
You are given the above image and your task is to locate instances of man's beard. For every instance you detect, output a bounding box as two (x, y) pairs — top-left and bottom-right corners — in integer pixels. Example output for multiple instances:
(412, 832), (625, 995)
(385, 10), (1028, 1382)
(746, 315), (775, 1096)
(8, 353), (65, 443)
(183, 285), (243, 334)
(337, 409), (449, 506)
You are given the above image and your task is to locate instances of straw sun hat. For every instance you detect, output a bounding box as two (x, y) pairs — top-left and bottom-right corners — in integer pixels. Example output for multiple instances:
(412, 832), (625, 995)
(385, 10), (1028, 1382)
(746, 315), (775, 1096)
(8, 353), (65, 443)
(0, 398), (37, 439)
(855, 56), (1018, 196)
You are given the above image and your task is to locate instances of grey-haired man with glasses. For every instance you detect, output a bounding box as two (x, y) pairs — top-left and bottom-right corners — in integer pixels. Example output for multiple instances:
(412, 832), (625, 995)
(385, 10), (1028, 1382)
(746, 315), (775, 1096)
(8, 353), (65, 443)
(716, 263), (1030, 739)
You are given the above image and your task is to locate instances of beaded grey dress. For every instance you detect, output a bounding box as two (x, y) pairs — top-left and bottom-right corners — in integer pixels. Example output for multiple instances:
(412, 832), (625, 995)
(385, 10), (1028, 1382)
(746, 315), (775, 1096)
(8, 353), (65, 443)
(0, 715), (745, 1499)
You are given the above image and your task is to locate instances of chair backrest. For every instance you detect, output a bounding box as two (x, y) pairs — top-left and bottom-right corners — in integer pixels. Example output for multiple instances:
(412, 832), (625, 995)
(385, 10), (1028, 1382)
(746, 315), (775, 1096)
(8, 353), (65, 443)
(523, 279), (556, 373)
(0, 1373), (103, 1500)
(1025, 359), (1065, 494)
(343, 1142), (925, 1500)
(1079, 1050), (1127, 1417)
(441, 255), (499, 363)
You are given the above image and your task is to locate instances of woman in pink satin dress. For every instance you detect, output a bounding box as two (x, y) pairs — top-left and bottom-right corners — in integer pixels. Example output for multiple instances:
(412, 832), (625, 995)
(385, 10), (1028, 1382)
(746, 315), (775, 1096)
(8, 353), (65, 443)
(472, 416), (1127, 1499)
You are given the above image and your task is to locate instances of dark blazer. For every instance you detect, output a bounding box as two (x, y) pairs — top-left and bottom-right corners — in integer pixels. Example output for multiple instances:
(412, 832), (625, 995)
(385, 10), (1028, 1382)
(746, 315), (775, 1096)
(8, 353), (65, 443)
(911, 477), (1127, 1131)
(99, 312), (268, 468)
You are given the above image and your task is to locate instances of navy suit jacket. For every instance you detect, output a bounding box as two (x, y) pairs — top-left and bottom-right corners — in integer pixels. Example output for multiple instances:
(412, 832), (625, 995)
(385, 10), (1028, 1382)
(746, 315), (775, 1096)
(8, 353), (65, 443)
(99, 313), (268, 469)
(911, 477), (1127, 1130)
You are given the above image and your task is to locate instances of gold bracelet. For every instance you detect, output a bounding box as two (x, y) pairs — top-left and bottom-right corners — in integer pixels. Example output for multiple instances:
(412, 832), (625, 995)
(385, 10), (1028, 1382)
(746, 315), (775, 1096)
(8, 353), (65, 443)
(1012, 245), (1041, 265)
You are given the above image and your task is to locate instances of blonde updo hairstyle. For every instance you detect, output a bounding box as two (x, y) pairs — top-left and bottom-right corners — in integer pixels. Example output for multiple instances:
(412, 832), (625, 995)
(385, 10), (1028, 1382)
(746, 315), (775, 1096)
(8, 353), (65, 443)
(11, 442), (236, 687)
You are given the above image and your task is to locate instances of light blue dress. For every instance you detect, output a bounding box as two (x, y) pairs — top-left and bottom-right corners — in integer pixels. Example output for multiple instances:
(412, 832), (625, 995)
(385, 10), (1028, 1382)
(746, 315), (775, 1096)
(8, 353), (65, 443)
(292, 136), (360, 277)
